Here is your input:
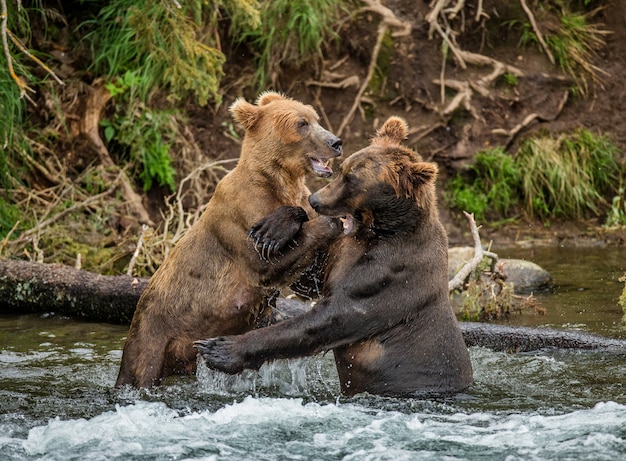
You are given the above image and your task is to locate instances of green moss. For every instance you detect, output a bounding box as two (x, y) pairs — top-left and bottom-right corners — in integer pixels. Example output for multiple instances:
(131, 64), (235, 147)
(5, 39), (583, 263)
(0, 197), (28, 242)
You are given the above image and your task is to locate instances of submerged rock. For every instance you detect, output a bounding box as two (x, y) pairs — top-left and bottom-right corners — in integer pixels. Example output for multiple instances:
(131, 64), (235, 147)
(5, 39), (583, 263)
(448, 246), (552, 293)
(497, 258), (552, 293)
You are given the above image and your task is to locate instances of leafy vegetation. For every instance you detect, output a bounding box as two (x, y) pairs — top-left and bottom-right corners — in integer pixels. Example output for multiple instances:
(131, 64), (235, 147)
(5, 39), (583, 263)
(231, 0), (346, 88)
(102, 71), (179, 191)
(84, 0), (260, 105)
(0, 0), (623, 279)
(447, 130), (622, 222)
(0, 0), (353, 272)
(517, 129), (620, 218)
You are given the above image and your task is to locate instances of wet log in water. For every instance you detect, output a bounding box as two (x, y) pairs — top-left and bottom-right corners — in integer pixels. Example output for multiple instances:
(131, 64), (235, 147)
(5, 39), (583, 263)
(460, 322), (626, 352)
(0, 259), (624, 352)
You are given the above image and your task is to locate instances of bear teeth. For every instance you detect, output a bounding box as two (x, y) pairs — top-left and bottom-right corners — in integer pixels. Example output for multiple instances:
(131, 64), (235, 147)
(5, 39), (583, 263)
(310, 157), (333, 177)
(340, 214), (354, 235)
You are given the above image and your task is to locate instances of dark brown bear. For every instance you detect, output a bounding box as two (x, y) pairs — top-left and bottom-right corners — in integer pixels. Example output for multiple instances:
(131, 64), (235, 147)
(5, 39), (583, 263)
(116, 92), (342, 388)
(195, 116), (473, 397)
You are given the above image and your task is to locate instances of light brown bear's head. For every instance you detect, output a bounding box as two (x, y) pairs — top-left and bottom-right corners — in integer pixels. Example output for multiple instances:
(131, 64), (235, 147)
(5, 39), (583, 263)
(229, 91), (342, 178)
(309, 116), (438, 236)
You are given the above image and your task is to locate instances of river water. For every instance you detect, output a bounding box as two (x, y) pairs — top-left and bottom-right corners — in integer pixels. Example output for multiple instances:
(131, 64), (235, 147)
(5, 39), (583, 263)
(1, 246), (625, 460)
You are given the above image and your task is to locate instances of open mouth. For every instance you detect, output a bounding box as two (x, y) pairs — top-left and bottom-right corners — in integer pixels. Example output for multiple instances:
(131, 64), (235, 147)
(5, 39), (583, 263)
(339, 214), (355, 235)
(310, 157), (333, 178)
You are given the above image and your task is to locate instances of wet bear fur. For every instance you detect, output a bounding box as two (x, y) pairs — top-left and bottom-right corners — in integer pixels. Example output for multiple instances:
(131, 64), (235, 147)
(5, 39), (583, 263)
(195, 116), (473, 397)
(116, 92), (342, 388)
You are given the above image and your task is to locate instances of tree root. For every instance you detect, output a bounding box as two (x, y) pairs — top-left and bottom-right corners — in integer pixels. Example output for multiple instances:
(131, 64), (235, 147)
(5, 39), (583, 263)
(359, 0), (412, 37)
(433, 79), (484, 121)
(77, 80), (153, 226)
(492, 90), (569, 147)
(335, 0), (412, 136)
(423, 0), (565, 139)
(519, 0), (555, 65)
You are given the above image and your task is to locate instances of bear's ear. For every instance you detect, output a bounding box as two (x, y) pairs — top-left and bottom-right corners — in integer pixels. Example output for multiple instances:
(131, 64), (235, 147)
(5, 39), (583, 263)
(373, 116), (409, 145)
(230, 97), (262, 131)
(396, 161), (438, 201)
(256, 91), (288, 106)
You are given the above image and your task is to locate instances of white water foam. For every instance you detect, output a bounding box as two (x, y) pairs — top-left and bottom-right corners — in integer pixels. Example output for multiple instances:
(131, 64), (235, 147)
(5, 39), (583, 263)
(17, 398), (626, 461)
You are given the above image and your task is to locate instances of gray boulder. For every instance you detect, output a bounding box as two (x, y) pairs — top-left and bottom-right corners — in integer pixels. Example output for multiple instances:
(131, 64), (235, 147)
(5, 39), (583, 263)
(448, 246), (552, 293)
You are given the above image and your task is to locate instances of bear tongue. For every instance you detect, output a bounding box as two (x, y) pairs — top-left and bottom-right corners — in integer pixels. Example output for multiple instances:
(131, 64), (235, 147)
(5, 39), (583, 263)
(310, 158), (333, 178)
(340, 214), (354, 235)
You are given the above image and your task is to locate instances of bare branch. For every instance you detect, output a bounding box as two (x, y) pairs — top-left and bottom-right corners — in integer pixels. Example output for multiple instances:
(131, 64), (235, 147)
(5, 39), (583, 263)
(448, 211), (498, 293)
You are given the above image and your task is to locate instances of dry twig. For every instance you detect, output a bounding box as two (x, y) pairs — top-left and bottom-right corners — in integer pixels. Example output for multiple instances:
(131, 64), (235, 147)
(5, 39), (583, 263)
(16, 169), (125, 242)
(127, 225), (149, 276)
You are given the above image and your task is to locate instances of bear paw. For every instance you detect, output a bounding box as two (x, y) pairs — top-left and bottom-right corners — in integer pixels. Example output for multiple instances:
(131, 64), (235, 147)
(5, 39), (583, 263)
(248, 206), (309, 261)
(194, 337), (261, 374)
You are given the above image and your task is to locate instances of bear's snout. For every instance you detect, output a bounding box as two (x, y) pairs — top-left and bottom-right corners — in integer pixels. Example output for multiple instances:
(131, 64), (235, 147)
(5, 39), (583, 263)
(327, 136), (342, 155)
(309, 192), (321, 212)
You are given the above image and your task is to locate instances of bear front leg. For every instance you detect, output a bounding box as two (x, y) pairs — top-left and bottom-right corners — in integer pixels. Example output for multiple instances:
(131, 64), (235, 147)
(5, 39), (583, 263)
(248, 205), (309, 261)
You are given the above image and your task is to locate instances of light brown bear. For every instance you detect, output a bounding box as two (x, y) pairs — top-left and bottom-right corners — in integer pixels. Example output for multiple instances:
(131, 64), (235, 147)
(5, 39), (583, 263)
(116, 91), (342, 388)
(195, 116), (473, 397)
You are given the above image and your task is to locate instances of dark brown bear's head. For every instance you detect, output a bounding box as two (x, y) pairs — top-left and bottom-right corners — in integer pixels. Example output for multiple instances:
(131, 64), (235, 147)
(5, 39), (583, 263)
(230, 91), (342, 178)
(309, 116), (438, 236)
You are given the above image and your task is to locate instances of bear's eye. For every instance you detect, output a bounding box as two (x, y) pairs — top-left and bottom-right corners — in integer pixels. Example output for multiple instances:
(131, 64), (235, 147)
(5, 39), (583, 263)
(297, 119), (309, 130)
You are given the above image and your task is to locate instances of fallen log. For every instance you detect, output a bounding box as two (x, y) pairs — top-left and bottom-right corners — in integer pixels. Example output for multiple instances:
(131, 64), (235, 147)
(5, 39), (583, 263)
(0, 259), (147, 324)
(1, 259), (625, 352)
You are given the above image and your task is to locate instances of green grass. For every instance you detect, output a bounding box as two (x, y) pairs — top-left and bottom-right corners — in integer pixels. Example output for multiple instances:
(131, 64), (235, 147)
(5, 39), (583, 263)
(0, 0), (38, 190)
(0, 197), (25, 241)
(83, 0), (259, 105)
(604, 187), (626, 227)
(517, 129), (619, 218)
(232, 0), (346, 88)
(447, 130), (622, 221)
(447, 147), (522, 221)
(518, 2), (609, 96)
(620, 273), (626, 324)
